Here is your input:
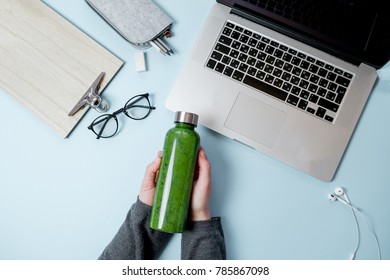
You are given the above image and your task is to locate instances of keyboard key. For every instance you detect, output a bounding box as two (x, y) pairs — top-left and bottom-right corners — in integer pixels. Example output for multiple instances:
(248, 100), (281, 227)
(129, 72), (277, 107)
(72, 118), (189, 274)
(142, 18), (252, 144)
(226, 22), (235, 28)
(309, 74), (319, 84)
(325, 115), (334, 122)
(282, 53), (292, 62)
(231, 31), (240, 39)
(221, 55), (231, 64)
(274, 59), (284, 68)
(248, 38), (258, 47)
(265, 45), (275, 54)
(211, 51), (223, 61)
(223, 66), (234, 77)
(299, 80), (309, 89)
(273, 68), (283, 77)
(318, 68), (328, 77)
(301, 70), (310, 80)
(306, 56), (315, 63)
(316, 107), (326, 118)
(264, 64), (274, 74)
(298, 99), (308, 110)
(307, 107), (315, 114)
(239, 63), (248, 72)
(287, 94), (299, 106)
(291, 86), (301, 95)
(264, 74), (274, 84)
(247, 67), (257, 76)
(248, 48), (258, 57)
(232, 40), (241, 49)
(219, 35), (232, 46)
(266, 56), (276, 64)
(326, 72), (337, 81)
(235, 26), (243, 32)
(215, 62), (225, 73)
(327, 82), (337, 92)
(206, 59), (217, 69)
(240, 44), (250, 53)
(274, 49), (284, 58)
(282, 82), (292, 92)
(257, 42), (266, 51)
(215, 43), (231, 55)
(319, 78), (328, 88)
(243, 75), (288, 101)
(318, 97), (339, 112)
(244, 29), (252, 36)
(230, 59), (240, 68)
(326, 92), (336, 101)
(300, 61), (310, 70)
(273, 78), (283, 88)
(309, 94), (318, 103)
(230, 49), (239, 58)
(288, 49), (297, 55)
(238, 53), (248, 62)
(318, 87), (327, 97)
(308, 83), (318, 93)
(232, 70), (245, 81)
(261, 37), (270, 43)
(281, 72), (291, 81)
(291, 76), (300, 85)
(325, 64), (334, 71)
(239, 34), (250, 44)
(257, 51), (267, 60)
(283, 63), (293, 72)
(300, 90), (310, 99)
(309, 64), (319, 74)
(256, 70), (266, 80)
(255, 60), (265, 70)
(334, 68), (343, 75)
(335, 92), (345, 104)
(335, 75), (351, 87)
(344, 72), (353, 79)
(291, 57), (301, 66)
(292, 67), (302, 76)
(247, 57), (256, 66)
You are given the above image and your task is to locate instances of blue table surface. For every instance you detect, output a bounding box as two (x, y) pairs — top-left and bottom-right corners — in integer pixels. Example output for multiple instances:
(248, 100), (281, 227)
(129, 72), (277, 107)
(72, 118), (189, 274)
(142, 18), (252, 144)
(1, 0), (389, 260)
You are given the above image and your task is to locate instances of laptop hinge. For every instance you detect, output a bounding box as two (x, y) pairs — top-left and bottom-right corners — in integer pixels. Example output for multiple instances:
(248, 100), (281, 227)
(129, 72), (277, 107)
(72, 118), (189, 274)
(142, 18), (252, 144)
(230, 4), (361, 66)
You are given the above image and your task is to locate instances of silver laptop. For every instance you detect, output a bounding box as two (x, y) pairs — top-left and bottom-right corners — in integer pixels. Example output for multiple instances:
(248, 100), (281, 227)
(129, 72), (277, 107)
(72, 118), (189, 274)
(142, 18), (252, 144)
(166, 0), (390, 181)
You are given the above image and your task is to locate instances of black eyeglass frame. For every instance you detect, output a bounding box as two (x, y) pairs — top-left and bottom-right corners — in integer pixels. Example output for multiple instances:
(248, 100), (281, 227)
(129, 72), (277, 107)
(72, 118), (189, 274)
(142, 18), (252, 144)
(88, 93), (156, 139)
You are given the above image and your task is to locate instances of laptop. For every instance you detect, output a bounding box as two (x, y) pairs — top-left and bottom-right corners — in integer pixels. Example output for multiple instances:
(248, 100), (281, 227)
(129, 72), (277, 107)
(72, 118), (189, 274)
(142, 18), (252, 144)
(166, 0), (390, 181)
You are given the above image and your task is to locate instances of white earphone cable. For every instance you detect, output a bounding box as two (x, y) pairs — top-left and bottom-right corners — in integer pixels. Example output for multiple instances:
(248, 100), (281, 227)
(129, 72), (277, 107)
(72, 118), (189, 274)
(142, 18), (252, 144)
(344, 202), (382, 260)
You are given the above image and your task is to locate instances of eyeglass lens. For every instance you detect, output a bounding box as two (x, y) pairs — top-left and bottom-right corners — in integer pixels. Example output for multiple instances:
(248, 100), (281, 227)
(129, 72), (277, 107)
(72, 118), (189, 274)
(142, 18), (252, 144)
(124, 95), (152, 120)
(89, 94), (154, 139)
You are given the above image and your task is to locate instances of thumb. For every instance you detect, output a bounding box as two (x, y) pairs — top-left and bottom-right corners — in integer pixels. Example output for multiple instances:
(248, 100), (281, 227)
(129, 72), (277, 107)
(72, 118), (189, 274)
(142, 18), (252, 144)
(141, 151), (162, 190)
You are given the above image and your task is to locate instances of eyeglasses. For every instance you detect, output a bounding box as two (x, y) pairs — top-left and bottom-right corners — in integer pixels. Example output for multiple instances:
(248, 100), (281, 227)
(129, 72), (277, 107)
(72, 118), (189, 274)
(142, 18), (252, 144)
(88, 93), (155, 139)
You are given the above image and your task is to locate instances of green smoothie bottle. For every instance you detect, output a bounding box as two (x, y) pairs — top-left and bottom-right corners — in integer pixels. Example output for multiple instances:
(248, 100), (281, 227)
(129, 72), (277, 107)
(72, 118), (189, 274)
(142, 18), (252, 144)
(150, 111), (200, 233)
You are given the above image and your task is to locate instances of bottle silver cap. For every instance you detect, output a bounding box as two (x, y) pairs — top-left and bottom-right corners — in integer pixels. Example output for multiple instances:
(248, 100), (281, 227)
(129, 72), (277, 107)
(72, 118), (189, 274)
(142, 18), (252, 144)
(174, 111), (199, 126)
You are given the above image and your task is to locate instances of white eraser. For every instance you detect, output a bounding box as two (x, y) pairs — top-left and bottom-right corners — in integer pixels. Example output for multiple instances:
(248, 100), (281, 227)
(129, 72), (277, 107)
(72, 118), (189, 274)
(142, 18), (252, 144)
(135, 51), (146, 72)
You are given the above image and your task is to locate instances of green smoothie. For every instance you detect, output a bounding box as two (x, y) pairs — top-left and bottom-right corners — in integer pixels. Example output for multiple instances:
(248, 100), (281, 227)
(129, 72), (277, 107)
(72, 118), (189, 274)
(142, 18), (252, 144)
(150, 112), (200, 233)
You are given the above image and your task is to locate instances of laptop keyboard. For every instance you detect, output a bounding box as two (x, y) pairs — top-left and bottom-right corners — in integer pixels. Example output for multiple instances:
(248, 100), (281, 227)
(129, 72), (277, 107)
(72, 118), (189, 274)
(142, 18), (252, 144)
(205, 21), (354, 123)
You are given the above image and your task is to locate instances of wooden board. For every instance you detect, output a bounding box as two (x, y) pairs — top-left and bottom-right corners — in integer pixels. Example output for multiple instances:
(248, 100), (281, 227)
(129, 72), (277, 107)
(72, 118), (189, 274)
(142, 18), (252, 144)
(0, 0), (123, 138)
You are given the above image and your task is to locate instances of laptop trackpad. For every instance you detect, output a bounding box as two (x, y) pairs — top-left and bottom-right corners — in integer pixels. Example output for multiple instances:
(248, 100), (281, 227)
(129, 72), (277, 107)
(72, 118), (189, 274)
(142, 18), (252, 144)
(225, 93), (287, 148)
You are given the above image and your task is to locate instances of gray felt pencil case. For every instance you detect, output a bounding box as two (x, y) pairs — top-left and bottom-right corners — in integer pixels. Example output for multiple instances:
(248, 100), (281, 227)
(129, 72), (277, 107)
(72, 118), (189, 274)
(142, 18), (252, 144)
(86, 0), (173, 49)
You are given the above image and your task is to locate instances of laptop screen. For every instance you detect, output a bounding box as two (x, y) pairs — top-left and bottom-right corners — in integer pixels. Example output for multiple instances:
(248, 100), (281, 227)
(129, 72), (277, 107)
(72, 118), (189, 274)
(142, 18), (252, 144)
(219, 0), (390, 68)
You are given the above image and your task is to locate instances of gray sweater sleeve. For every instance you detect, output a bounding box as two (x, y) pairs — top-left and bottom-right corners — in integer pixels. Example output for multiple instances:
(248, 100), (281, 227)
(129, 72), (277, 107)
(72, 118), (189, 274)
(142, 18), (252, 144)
(99, 198), (171, 260)
(181, 217), (226, 260)
(99, 199), (226, 260)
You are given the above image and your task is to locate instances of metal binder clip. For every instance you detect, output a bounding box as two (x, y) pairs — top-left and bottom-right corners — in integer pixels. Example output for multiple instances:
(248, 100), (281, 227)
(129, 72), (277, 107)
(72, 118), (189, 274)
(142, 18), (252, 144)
(68, 72), (109, 116)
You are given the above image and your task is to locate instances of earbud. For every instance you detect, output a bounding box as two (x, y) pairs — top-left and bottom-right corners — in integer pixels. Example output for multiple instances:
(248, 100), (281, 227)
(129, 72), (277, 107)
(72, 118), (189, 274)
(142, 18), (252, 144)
(327, 186), (382, 260)
(328, 193), (350, 206)
(335, 187), (344, 196)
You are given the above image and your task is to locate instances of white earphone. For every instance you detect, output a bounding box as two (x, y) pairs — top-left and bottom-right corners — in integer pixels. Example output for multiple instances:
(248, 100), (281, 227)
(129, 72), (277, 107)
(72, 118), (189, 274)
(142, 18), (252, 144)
(328, 187), (381, 260)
